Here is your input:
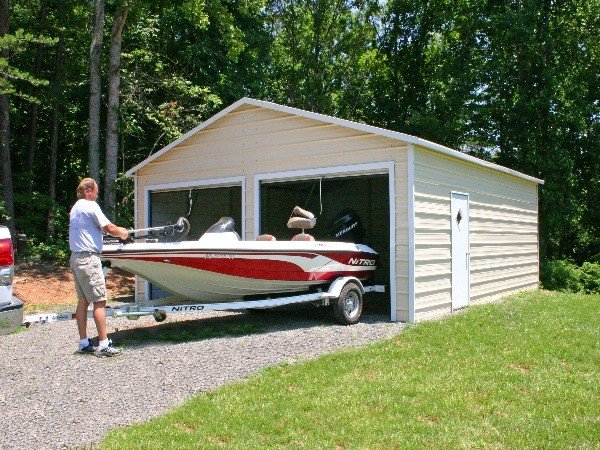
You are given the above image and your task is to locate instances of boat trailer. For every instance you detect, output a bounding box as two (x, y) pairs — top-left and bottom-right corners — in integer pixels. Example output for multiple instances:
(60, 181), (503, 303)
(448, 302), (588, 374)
(23, 277), (385, 327)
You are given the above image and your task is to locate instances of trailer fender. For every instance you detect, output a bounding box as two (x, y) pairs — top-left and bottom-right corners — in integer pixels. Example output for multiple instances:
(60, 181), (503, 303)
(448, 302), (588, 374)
(327, 277), (364, 298)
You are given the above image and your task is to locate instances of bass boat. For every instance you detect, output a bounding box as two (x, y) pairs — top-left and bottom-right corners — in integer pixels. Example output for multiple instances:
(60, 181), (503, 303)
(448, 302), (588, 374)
(102, 207), (378, 303)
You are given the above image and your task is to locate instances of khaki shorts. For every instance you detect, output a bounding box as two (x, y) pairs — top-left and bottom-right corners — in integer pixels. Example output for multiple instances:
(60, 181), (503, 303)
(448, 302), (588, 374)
(70, 252), (107, 303)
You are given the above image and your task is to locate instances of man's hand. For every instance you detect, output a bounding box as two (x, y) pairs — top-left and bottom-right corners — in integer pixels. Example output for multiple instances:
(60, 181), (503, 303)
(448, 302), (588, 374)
(103, 223), (129, 240)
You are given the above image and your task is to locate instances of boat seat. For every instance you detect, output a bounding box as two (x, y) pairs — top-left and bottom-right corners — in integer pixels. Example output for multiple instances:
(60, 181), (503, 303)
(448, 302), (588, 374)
(287, 206), (316, 231)
(256, 234), (276, 241)
(291, 233), (315, 241)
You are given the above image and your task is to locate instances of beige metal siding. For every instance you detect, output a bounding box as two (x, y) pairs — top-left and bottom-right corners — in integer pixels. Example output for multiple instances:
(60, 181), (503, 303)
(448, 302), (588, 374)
(135, 105), (410, 321)
(413, 146), (539, 320)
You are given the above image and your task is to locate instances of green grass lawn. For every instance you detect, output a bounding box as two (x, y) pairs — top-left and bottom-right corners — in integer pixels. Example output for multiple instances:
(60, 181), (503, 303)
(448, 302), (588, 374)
(101, 291), (600, 449)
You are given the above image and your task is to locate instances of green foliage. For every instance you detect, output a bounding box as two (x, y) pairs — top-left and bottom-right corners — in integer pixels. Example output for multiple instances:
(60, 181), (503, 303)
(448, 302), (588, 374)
(13, 191), (68, 241)
(114, 174), (134, 228)
(0, 28), (57, 101)
(0, 199), (9, 222)
(580, 262), (600, 294)
(266, 0), (380, 117)
(541, 260), (582, 292)
(541, 260), (600, 294)
(22, 237), (69, 265)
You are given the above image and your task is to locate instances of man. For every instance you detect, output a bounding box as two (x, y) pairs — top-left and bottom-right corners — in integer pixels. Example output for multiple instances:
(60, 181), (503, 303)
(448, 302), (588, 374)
(69, 178), (128, 357)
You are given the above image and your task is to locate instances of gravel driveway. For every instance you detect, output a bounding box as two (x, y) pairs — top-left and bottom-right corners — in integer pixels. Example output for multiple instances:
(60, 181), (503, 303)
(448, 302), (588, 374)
(1, 301), (404, 449)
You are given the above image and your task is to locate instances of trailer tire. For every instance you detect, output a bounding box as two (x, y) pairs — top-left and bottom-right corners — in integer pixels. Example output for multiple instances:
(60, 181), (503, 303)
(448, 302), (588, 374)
(153, 310), (167, 322)
(332, 282), (363, 325)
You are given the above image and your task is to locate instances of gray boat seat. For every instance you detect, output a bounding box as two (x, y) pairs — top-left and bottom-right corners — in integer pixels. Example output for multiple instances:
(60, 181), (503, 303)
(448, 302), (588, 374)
(256, 234), (276, 241)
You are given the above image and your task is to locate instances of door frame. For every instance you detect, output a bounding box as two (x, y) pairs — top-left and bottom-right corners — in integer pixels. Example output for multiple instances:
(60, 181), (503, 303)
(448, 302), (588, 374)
(254, 161), (397, 321)
(450, 191), (470, 311)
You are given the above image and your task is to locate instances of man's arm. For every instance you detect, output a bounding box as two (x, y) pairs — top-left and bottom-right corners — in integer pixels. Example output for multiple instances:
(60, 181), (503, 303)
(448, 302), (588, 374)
(102, 223), (129, 240)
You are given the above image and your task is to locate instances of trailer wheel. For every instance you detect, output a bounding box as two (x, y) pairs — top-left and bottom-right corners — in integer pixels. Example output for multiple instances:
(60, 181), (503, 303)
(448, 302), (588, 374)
(153, 310), (167, 322)
(332, 282), (363, 325)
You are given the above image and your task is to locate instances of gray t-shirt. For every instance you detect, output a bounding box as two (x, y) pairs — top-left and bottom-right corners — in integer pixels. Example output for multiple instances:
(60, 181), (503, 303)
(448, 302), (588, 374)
(69, 199), (111, 253)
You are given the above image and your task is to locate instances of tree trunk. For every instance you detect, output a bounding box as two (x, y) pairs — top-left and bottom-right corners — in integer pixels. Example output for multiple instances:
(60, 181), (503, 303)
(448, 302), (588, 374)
(0, 0), (15, 237)
(103, 3), (129, 221)
(88, 0), (105, 182)
(47, 36), (64, 239)
(27, 4), (48, 196)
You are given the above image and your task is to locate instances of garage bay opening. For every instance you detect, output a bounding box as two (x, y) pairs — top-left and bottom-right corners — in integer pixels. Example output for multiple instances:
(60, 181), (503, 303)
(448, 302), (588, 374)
(259, 174), (390, 313)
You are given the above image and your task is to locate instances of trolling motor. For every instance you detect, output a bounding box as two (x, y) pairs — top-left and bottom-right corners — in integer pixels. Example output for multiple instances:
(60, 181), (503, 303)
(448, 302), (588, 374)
(129, 217), (190, 239)
(103, 217), (190, 244)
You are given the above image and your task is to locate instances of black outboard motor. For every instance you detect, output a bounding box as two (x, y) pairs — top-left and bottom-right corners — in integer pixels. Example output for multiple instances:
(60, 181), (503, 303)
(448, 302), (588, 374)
(330, 209), (365, 243)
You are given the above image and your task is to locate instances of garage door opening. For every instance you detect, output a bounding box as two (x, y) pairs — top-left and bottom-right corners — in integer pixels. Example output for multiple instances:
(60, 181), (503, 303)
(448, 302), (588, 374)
(259, 174), (390, 313)
(148, 184), (242, 299)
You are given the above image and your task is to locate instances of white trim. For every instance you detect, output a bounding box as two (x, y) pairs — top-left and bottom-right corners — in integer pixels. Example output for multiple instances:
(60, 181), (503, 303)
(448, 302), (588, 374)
(536, 185), (540, 289)
(144, 187), (151, 302)
(133, 175), (139, 302)
(253, 176), (261, 239)
(144, 176), (245, 192)
(142, 176), (246, 302)
(450, 191), (470, 312)
(407, 145), (415, 323)
(388, 163), (397, 323)
(256, 162), (395, 184)
(253, 161), (398, 322)
(126, 97), (544, 185)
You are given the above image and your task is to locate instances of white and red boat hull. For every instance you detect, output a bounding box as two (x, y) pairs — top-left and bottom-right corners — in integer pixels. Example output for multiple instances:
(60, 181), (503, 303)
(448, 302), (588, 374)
(102, 241), (378, 302)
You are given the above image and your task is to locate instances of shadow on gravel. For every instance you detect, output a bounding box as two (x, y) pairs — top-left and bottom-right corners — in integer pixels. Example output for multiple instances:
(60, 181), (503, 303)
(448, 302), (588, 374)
(105, 294), (391, 350)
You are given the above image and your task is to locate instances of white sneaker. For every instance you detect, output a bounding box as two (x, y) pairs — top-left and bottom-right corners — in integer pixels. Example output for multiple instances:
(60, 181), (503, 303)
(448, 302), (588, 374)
(95, 340), (122, 357)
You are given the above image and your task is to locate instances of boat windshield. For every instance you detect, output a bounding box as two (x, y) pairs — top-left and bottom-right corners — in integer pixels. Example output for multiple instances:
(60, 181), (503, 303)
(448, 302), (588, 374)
(205, 217), (235, 234)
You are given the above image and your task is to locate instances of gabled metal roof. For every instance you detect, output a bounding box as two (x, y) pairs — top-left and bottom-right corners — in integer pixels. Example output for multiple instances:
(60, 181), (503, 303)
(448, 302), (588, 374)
(126, 97), (544, 184)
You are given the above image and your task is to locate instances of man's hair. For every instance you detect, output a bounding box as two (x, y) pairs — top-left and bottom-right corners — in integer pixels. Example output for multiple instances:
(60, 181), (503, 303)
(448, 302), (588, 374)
(77, 178), (97, 199)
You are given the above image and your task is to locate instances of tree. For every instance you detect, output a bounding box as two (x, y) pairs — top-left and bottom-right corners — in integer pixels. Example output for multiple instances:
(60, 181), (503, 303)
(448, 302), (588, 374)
(118, 0), (270, 166)
(88, 0), (104, 182)
(0, 0), (53, 236)
(469, 0), (599, 261)
(26, 3), (47, 196)
(47, 34), (64, 239)
(104, 1), (130, 221)
(373, 0), (483, 146)
(265, 0), (380, 117)
(0, 0), (13, 235)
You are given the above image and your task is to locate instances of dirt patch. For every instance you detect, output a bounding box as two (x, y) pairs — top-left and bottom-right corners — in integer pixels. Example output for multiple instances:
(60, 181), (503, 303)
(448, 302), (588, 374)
(13, 261), (134, 308)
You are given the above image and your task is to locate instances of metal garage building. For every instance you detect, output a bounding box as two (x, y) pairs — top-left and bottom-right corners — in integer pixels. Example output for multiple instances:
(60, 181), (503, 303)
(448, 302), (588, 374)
(125, 98), (543, 322)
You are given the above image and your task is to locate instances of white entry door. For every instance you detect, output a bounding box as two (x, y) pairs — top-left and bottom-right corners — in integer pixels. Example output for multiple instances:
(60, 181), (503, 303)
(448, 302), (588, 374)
(451, 192), (470, 310)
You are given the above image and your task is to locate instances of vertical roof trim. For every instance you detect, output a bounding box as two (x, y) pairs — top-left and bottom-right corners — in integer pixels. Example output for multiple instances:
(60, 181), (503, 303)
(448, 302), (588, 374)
(126, 97), (544, 185)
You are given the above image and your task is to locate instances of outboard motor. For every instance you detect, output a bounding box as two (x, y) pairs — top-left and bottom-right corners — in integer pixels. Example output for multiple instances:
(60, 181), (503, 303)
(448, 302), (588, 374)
(330, 209), (365, 243)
